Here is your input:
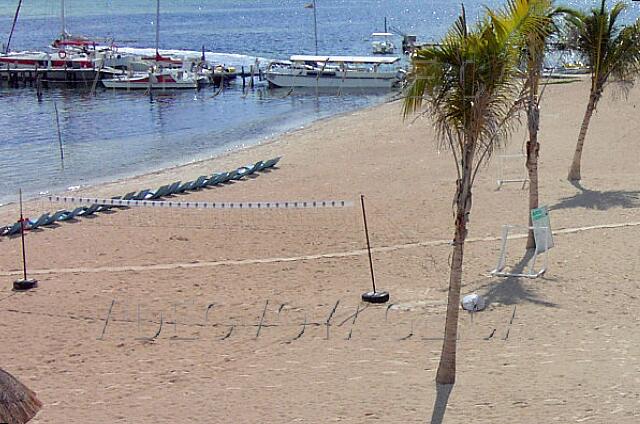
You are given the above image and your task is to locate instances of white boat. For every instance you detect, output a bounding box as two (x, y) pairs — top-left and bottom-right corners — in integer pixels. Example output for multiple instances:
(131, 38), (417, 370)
(101, 0), (202, 90)
(0, 50), (93, 69)
(371, 32), (396, 54)
(101, 68), (201, 89)
(266, 55), (405, 89)
(0, 0), (125, 81)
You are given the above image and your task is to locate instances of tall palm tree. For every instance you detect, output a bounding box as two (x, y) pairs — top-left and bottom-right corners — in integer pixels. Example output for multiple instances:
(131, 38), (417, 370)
(499, 0), (570, 248)
(403, 2), (544, 384)
(566, 0), (640, 181)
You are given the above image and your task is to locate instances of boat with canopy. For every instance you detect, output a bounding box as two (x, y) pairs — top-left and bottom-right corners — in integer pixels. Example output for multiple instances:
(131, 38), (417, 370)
(265, 55), (405, 89)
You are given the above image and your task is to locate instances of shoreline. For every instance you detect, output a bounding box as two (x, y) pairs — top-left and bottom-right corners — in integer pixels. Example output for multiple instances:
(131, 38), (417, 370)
(0, 93), (396, 214)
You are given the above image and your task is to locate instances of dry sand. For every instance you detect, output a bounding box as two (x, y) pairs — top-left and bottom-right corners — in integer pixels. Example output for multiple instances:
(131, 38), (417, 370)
(1, 78), (639, 423)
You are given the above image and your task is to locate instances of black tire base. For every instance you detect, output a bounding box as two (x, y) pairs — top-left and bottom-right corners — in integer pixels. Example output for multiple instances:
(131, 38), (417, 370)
(13, 278), (38, 291)
(362, 291), (389, 304)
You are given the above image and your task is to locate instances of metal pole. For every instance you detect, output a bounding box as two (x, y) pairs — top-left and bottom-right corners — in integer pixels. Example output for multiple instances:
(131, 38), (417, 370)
(53, 100), (64, 167)
(61, 0), (66, 38)
(312, 0), (318, 55)
(18, 189), (27, 281)
(360, 194), (376, 293)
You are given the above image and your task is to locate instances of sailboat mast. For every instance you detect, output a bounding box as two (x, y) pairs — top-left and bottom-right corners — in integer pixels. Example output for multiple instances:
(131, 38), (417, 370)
(5, 0), (23, 54)
(61, 0), (66, 38)
(312, 0), (318, 55)
(155, 0), (160, 59)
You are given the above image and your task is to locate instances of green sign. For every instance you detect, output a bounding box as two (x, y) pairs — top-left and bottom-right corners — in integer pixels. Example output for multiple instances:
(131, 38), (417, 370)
(531, 206), (553, 252)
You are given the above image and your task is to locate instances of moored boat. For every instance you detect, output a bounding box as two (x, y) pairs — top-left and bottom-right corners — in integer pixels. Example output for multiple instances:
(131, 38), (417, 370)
(0, 50), (93, 69)
(101, 68), (202, 89)
(371, 32), (396, 54)
(265, 55), (405, 89)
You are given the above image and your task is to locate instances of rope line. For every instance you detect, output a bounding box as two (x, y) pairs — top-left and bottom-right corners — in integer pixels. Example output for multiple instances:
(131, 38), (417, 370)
(1, 219), (638, 277)
(48, 196), (354, 209)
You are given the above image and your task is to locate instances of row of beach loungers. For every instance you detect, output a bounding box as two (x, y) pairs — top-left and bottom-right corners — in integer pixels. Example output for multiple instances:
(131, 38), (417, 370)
(0, 157), (280, 237)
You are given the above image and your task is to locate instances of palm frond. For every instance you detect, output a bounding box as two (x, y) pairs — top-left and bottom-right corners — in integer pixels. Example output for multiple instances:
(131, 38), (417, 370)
(403, 5), (526, 165)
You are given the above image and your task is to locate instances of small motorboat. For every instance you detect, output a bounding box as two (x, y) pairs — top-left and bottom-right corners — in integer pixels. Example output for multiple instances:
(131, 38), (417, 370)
(102, 68), (202, 89)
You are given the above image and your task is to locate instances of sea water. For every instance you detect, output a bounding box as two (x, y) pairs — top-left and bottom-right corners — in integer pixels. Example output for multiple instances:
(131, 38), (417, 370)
(0, 0), (634, 205)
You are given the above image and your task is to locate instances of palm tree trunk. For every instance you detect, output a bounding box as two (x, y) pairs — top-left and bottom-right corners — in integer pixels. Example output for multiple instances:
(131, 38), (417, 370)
(436, 146), (473, 385)
(526, 100), (540, 249)
(568, 89), (600, 181)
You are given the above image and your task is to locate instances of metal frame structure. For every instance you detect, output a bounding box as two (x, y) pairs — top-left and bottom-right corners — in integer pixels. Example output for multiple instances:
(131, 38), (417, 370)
(496, 153), (529, 190)
(490, 224), (551, 278)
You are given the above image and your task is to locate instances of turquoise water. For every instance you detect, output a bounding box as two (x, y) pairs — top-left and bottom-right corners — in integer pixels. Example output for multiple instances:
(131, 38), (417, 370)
(0, 0), (637, 204)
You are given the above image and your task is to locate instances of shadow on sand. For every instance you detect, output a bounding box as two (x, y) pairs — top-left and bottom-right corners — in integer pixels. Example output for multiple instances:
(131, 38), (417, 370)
(429, 383), (453, 424)
(551, 181), (640, 211)
(480, 249), (557, 307)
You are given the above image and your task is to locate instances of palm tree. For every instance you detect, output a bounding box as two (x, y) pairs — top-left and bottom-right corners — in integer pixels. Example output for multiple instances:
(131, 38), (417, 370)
(403, 2), (544, 384)
(503, 0), (569, 248)
(566, 0), (640, 181)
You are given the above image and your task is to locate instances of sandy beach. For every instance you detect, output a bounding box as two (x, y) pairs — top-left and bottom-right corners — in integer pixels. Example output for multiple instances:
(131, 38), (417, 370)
(1, 77), (640, 423)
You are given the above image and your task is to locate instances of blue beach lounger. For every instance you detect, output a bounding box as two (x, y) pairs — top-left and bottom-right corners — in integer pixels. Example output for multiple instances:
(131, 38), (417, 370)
(166, 181), (182, 195)
(192, 176), (209, 190)
(97, 203), (114, 212)
(262, 156), (281, 169)
(228, 167), (249, 181)
(107, 196), (125, 209)
(149, 184), (171, 199)
(28, 213), (52, 230)
(132, 189), (151, 200)
(58, 207), (86, 221)
(78, 204), (101, 216)
(45, 210), (70, 225)
(175, 181), (194, 193)
(251, 160), (266, 172)
(240, 163), (259, 176)
(2, 221), (23, 236)
(104, 192), (136, 211)
(207, 172), (228, 186)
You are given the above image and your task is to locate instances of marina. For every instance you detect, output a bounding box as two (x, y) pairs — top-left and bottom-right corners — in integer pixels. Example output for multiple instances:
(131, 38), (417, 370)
(0, 0), (597, 206)
(0, 0), (421, 205)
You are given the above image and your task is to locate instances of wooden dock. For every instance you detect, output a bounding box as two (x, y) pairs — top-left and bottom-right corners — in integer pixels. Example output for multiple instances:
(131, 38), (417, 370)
(0, 67), (119, 88)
